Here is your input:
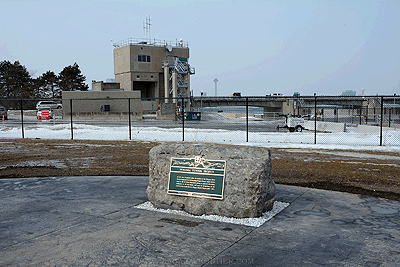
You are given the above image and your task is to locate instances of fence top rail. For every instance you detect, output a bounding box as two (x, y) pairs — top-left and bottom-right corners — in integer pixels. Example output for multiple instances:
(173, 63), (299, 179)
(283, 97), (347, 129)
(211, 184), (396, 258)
(193, 95), (400, 100)
(2, 95), (400, 102)
(192, 96), (400, 103)
(1, 97), (186, 101)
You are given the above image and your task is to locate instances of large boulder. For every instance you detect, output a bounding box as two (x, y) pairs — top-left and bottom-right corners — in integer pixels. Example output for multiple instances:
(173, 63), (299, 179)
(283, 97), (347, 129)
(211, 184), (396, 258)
(147, 143), (275, 218)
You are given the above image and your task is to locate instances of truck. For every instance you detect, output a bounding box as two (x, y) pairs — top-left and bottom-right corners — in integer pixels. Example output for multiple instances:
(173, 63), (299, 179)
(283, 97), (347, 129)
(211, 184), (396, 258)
(277, 116), (305, 132)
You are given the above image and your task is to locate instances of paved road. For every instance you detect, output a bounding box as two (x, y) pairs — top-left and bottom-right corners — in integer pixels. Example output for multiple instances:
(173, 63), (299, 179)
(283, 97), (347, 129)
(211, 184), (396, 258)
(1, 176), (399, 266)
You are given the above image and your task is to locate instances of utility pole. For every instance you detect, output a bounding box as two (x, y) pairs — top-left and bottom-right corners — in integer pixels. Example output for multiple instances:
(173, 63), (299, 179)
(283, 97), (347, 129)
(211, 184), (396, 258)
(213, 78), (219, 96)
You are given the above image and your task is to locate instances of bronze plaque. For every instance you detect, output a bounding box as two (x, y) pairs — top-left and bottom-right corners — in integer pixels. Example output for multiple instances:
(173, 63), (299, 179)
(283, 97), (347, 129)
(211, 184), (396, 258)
(168, 157), (226, 200)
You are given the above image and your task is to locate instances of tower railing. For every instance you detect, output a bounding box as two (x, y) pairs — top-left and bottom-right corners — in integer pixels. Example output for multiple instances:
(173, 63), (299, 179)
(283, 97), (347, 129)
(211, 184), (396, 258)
(112, 38), (189, 49)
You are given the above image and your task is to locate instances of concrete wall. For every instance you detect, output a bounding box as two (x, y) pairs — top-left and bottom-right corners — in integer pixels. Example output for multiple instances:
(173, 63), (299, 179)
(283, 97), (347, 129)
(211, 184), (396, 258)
(115, 72), (132, 92)
(113, 44), (189, 76)
(357, 124), (400, 134)
(92, 82), (102, 92)
(128, 45), (189, 73)
(113, 45), (131, 75)
(141, 100), (158, 113)
(92, 81), (121, 91)
(221, 113), (255, 119)
(304, 121), (346, 133)
(62, 91), (142, 119)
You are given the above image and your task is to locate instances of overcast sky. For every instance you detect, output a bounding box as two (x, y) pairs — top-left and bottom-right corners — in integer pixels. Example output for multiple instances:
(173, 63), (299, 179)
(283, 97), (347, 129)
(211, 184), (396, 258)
(1, 0), (399, 97)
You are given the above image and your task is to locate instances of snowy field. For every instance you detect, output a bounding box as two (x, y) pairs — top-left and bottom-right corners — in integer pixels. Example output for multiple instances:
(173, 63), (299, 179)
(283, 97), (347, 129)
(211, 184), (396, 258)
(1, 121), (400, 153)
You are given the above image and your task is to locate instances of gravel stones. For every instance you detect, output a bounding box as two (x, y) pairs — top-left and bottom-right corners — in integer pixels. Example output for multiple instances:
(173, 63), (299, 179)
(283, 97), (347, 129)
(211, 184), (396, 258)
(147, 143), (275, 218)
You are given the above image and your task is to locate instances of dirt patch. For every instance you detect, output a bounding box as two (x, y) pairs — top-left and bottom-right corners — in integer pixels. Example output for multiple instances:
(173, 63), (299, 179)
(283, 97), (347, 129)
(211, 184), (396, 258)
(271, 148), (400, 201)
(1, 138), (400, 201)
(0, 139), (157, 177)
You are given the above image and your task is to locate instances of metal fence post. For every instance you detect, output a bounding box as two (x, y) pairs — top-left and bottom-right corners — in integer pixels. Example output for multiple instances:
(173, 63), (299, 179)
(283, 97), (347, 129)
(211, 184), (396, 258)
(314, 93), (317, 144)
(70, 99), (74, 140)
(182, 97), (185, 141)
(20, 99), (24, 139)
(335, 107), (338, 123)
(380, 96), (384, 146)
(246, 97), (249, 142)
(351, 106), (354, 124)
(128, 98), (132, 140)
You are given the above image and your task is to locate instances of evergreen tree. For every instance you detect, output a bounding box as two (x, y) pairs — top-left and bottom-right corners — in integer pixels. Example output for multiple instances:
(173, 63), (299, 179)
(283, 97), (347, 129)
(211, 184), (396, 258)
(41, 70), (61, 98)
(0, 60), (32, 98)
(58, 63), (88, 92)
(29, 76), (44, 98)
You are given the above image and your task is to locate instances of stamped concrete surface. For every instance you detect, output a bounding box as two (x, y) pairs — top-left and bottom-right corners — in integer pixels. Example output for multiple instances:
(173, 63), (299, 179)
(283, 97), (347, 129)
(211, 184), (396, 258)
(0, 176), (399, 267)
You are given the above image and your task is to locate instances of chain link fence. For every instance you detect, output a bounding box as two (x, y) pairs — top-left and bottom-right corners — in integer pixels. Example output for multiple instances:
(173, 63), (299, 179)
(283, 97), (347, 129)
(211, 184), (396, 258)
(1, 95), (400, 147)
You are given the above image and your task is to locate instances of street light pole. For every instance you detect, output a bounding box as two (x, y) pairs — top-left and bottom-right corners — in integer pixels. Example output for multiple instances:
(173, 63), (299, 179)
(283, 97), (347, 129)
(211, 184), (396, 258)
(213, 78), (219, 96)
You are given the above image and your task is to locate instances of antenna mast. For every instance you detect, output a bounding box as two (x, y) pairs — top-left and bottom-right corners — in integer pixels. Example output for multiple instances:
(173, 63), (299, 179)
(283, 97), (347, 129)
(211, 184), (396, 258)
(143, 15), (152, 42)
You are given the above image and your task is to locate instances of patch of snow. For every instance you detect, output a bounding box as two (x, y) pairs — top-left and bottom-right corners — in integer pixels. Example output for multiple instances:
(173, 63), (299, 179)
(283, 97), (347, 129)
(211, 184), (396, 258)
(12, 160), (68, 169)
(1, 123), (400, 153)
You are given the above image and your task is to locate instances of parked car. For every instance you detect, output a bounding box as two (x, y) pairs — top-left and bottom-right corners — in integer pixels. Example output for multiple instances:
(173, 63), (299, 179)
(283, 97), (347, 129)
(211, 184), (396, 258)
(0, 106), (7, 120)
(37, 107), (53, 120)
(36, 101), (62, 109)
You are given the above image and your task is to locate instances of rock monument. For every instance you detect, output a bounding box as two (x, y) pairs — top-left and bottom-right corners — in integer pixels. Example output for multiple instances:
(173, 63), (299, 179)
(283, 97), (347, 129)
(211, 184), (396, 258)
(147, 143), (275, 218)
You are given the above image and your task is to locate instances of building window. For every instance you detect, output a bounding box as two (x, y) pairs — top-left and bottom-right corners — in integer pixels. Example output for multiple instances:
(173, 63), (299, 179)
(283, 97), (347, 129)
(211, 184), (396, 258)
(138, 55), (151, 62)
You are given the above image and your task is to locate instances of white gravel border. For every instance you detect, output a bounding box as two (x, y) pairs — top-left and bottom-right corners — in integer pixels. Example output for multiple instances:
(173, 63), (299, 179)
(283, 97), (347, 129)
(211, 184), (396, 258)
(135, 201), (290, 227)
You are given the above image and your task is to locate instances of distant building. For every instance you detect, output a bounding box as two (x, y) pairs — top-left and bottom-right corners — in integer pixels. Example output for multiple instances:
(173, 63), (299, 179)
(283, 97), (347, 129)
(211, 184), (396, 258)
(64, 37), (195, 118)
(342, 90), (356, 96)
(113, 38), (194, 103)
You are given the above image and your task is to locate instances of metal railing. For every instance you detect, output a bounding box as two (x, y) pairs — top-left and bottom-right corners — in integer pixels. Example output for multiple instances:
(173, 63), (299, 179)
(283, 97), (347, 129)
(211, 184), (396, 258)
(112, 37), (189, 49)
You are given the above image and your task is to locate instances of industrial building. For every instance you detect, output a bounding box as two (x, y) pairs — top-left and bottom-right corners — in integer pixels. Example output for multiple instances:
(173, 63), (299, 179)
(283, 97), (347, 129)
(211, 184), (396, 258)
(63, 37), (195, 119)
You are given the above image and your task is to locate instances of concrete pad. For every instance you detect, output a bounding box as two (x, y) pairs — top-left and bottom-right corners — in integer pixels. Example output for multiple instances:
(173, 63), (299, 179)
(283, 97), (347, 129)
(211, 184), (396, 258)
(1, 177), (399, 266)
(209, 186), (400, 266)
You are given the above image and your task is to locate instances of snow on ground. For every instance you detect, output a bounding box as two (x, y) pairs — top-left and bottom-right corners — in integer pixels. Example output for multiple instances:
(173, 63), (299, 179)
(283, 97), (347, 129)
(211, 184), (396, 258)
(1, 122), (400, 153)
